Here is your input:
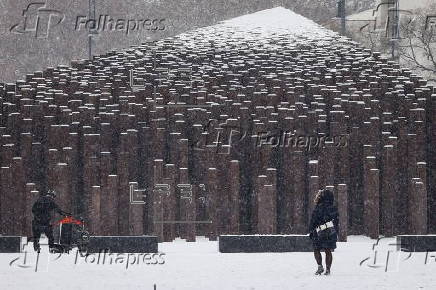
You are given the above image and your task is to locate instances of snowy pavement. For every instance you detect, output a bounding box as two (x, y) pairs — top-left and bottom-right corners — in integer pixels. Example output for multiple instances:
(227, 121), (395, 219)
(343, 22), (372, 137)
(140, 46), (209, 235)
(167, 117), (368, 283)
(1, 236), (435, 290)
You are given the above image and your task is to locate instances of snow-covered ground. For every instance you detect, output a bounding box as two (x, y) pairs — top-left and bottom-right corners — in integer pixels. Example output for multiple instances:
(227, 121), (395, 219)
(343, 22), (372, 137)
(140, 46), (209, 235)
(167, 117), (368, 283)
(1, 236), (435, 290)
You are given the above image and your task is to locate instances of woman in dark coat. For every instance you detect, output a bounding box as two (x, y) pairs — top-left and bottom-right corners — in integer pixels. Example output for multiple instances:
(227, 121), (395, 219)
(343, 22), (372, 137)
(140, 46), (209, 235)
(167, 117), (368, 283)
(308, 189), (339, 275)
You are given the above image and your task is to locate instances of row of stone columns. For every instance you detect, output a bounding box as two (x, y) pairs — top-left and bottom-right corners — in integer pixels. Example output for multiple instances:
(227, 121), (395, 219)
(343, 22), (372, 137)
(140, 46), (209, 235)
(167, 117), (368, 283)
(0, 18), (435, 241)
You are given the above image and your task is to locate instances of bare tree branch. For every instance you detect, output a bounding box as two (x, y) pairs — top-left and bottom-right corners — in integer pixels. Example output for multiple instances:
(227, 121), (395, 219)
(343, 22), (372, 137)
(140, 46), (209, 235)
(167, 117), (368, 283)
(397, 6), (436, 74)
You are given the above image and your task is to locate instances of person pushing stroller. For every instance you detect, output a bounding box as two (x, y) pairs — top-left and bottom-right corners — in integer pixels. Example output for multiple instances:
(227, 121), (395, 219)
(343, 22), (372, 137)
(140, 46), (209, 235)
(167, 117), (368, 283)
(31, 190), (70, 252)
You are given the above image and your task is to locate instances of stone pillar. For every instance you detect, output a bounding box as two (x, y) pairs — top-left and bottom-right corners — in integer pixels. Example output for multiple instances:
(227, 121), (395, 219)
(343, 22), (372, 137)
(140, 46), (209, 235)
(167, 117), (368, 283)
(100, 174), (118, 235)
(206, 168), (218, 240)
(251, 174), (268, 233)
(88, 185), (101, 235)
(281, 147), (294, 234)
(163, 164), (176, 242)
(0, 167), (13, 234)
(12, 157), (26, 235)
(381, 144), (397, 236)
(257, 184), (276, 234)
(348, 126), (364, 234)
(179, 167), (196, 242)
(429, 94), (436, 232)
(228, 160), (240, 234)
(292, 151), (307, 233)
(117, 134), (130, 236)
(24, 183), (37, 237)
(337, 184), (348, 242)
(152, 159), (164, 241)
(308, 175), (319, 226)
(128, 182), (144, 235)
(55, 162), (73, 216)
(364, 168), (380, 239)
(409, 178), (427, 234)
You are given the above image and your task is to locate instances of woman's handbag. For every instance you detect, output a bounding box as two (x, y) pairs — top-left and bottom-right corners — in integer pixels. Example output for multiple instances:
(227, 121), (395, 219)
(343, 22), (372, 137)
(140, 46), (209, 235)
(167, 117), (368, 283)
(316, 220), (337, 240)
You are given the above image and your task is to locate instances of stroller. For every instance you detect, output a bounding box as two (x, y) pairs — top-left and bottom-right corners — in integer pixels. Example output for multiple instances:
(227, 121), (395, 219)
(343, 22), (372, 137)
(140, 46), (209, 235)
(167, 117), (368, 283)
(50, 216), (90, 255)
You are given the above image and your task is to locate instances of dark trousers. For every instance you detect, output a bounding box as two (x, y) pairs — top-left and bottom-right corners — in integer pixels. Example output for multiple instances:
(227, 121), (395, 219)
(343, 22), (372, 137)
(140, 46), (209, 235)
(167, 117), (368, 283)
(32, 220), (54, 247)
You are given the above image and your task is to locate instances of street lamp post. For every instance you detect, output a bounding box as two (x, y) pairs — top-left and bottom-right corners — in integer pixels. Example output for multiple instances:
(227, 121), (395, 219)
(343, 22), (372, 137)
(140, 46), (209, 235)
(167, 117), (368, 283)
(337, 0), (346, 35)
(88, 0), (96, 60)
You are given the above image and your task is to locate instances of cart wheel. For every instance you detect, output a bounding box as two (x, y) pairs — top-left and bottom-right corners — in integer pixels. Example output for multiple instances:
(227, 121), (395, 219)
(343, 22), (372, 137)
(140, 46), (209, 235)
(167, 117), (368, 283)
(78, 245), (88, 257)
(81, 231), (90, 243)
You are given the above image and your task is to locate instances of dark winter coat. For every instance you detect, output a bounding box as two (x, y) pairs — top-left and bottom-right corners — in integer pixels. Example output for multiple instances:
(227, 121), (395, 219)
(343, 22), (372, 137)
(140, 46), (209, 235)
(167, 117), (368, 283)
(32, 195), (68, 225)
(308, 198), (339, 250)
